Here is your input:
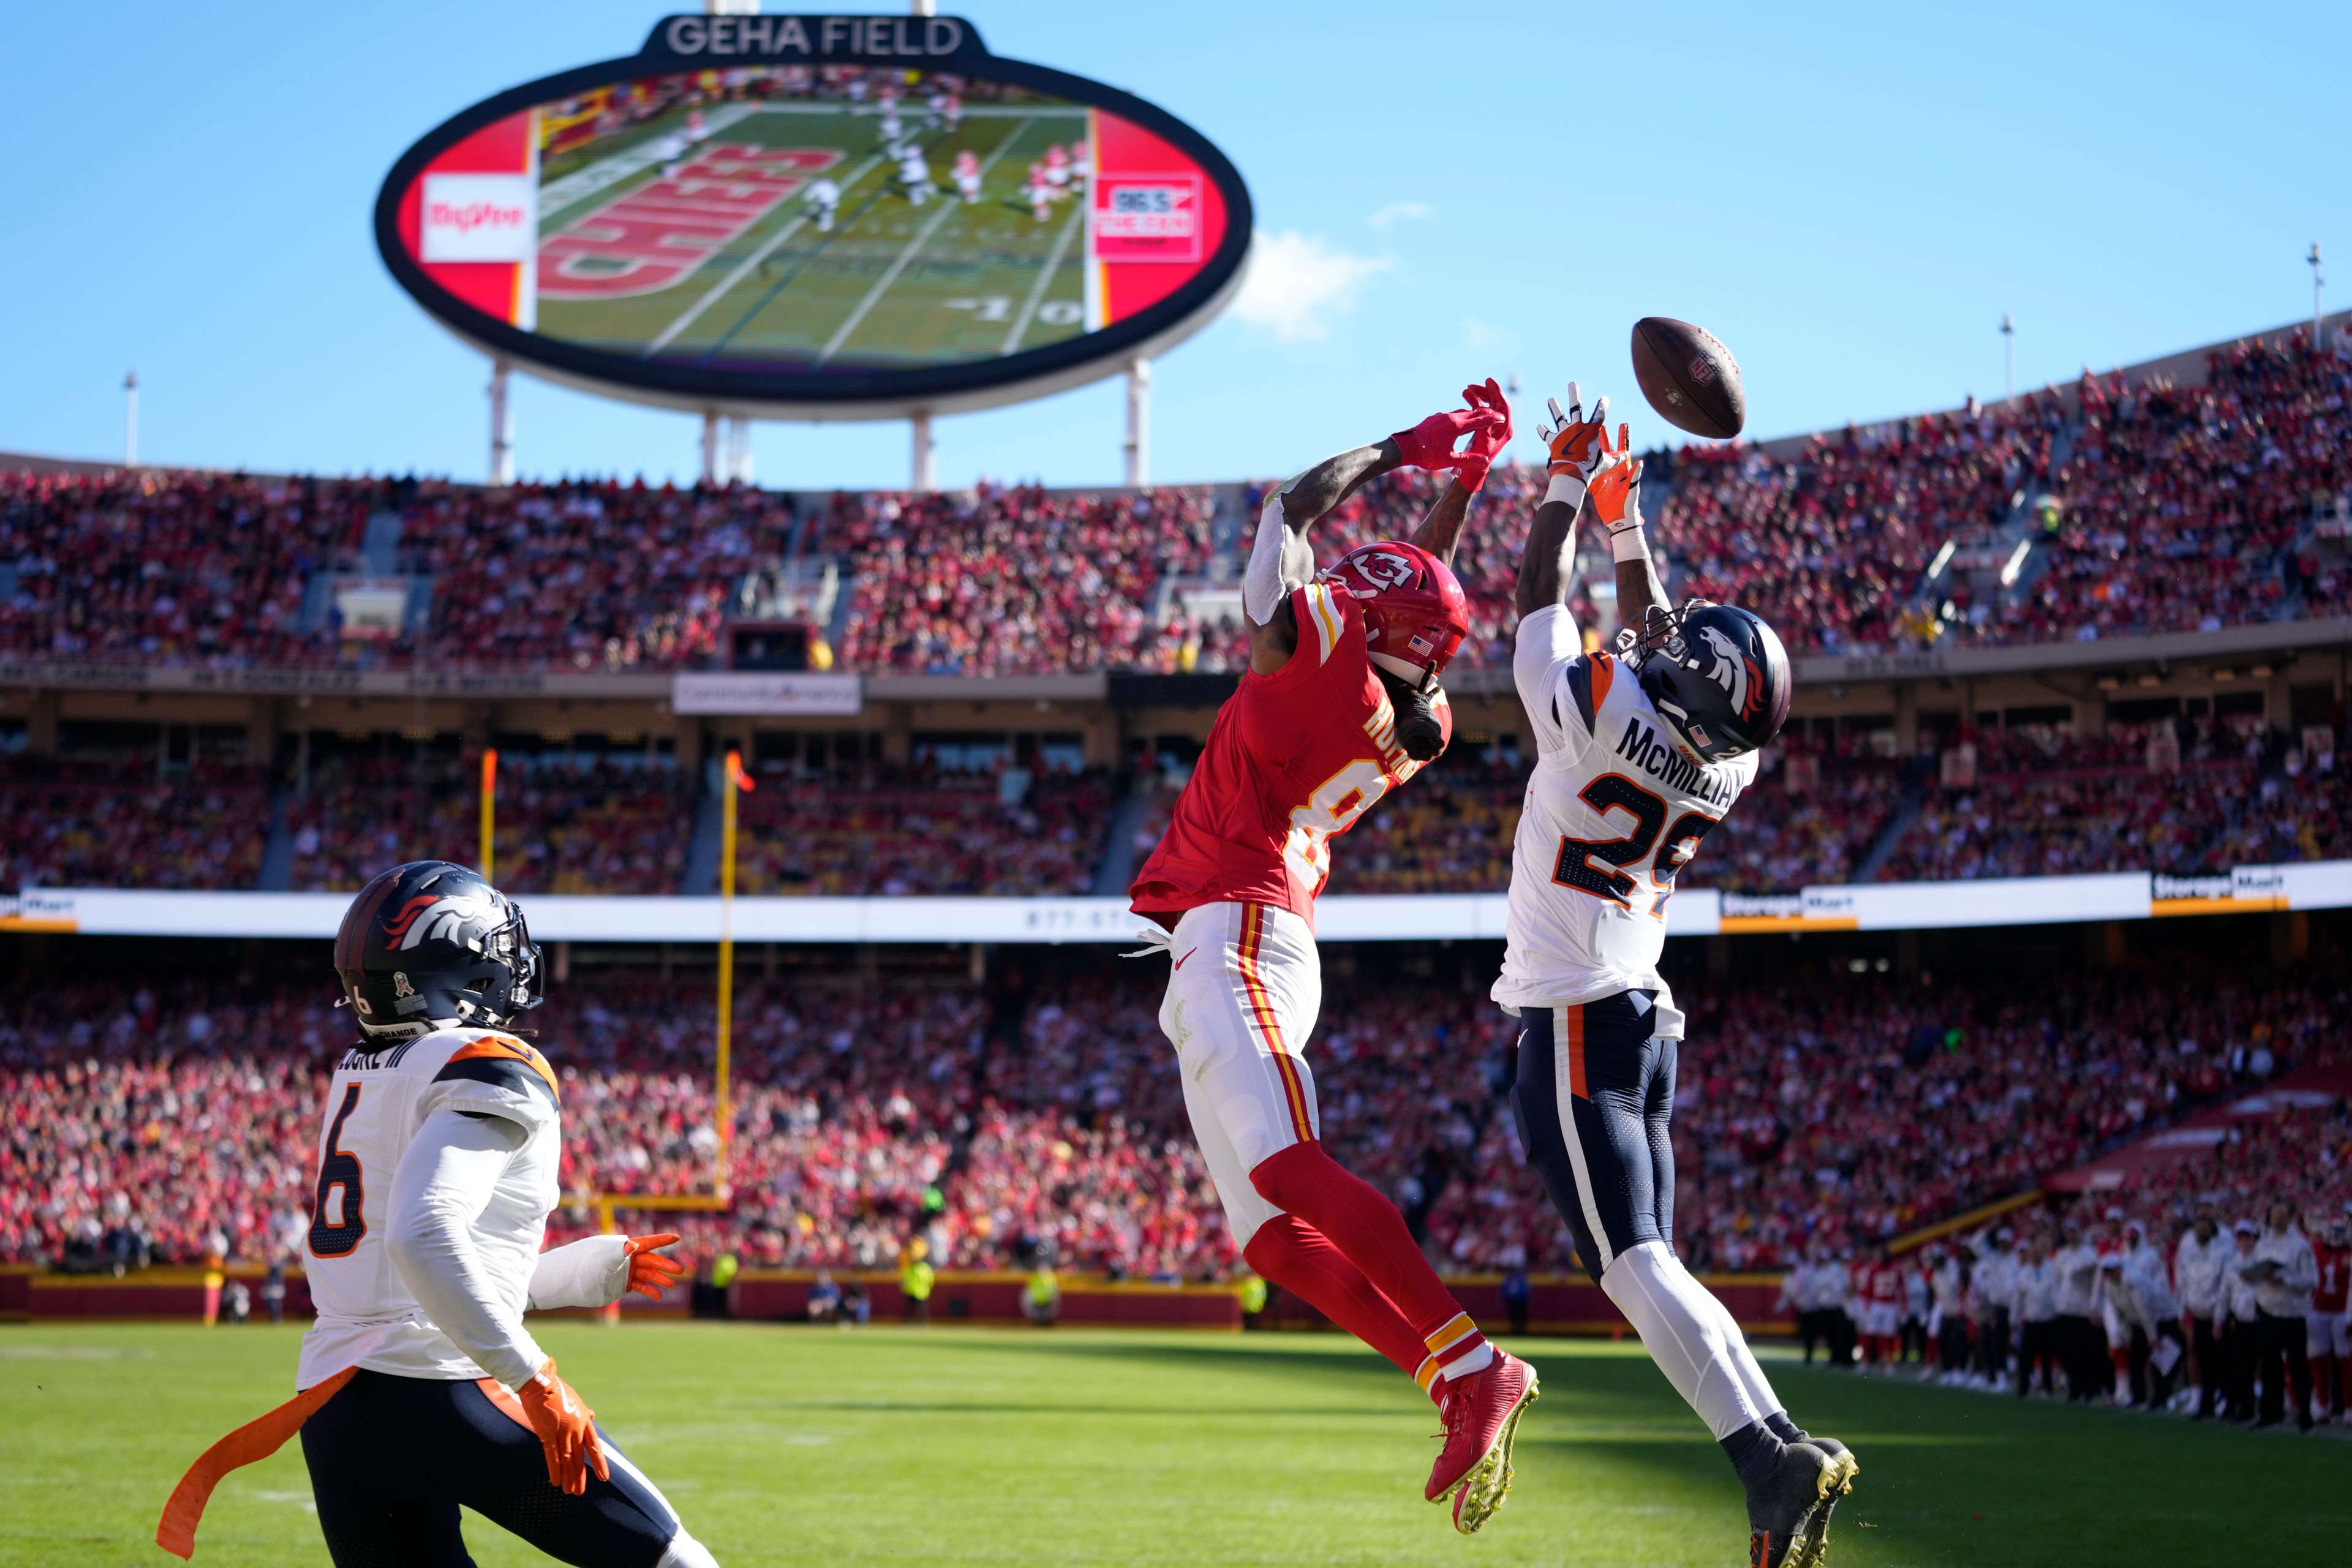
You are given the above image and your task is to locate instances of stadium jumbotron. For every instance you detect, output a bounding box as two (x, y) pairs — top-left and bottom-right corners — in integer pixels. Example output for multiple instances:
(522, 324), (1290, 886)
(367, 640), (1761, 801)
(4, 7), (2350, 1568)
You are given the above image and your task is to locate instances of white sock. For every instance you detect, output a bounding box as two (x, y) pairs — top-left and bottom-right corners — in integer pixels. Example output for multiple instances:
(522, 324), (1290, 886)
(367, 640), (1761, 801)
(1440, 1341), (1497, 1381)
(659, 1529), (721, 1568)
(1599, 1240), (1766, 1441)
(1685, 1259), (1786, 1420)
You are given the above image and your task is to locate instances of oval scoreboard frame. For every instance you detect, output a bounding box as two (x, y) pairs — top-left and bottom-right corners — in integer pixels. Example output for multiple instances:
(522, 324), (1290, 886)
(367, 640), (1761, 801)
(375, 15), (1252, 419)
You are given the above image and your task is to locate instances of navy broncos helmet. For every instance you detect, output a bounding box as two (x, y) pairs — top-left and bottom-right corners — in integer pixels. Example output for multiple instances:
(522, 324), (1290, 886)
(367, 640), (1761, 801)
(1626, 600), (1792, 764)
(333, 861), (543, 1041)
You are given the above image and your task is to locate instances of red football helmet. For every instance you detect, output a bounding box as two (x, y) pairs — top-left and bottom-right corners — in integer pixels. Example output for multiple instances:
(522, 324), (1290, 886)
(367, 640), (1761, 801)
(1319, 540), (1469, 690)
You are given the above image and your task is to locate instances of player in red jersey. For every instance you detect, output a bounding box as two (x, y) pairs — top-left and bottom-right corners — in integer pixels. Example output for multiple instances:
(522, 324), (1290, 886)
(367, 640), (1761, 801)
(2310, 1211), (2350, 1423)
(1129, 382), (1537, 1534)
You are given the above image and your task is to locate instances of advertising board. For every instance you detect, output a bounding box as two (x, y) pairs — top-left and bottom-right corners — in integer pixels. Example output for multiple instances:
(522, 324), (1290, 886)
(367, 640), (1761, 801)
(376, 15), (1252, 418)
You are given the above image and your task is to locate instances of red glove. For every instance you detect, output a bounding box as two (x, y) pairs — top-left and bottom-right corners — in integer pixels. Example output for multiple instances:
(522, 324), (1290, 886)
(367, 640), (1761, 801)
(516, 1359), (609, 1496)
(1390, 399), (1507, 473)
(1450, 377), (1513, 492)
(622, 1232), (686, 1300)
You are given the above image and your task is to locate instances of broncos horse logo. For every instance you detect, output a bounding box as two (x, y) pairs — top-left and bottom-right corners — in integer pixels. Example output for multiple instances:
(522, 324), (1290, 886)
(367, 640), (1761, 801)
(1697, 625), (1763, 724)
(380, 892), (504, 951)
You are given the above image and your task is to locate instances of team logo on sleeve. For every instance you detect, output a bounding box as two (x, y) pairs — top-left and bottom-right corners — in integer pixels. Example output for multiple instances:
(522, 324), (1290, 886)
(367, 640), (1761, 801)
(1697, 626), (1763, 723)
(380, 892), (503, 951)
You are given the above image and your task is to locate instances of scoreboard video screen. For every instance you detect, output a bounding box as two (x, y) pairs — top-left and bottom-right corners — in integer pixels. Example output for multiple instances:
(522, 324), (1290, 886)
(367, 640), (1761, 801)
(377, 15), (1250, 417)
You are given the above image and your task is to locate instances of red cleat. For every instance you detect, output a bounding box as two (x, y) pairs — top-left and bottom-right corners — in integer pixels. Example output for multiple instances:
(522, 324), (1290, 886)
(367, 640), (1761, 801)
(1425, 1351), (1539, 1533)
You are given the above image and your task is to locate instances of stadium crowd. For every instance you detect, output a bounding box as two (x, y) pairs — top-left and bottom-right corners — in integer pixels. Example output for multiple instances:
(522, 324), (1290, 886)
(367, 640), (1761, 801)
(815, 483), (1218, 676)
(1656, 396), (2064, 653)
(734, 761), (1112, 895)
(4, 331), (2344, 677)
(0, 756), (268, 890)
(1996, 335), (2352, 644)
(287, 755), (690, 895)
(5, 957), (2340, 1314)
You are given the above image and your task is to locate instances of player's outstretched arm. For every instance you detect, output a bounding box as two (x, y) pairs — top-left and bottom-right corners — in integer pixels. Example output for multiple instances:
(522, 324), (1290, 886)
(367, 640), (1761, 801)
(1517, 384), (1611, 619)
(1410, 379), (1512, 565)
(1248, 391), (1507, 673)
(1588, 425), (1670, 628)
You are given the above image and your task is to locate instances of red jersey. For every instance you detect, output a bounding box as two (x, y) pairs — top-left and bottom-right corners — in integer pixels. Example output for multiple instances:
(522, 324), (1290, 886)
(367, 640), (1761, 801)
(1130, 582), (1450, 925)
(2316, 1240), (2350, 1313)
(1866, 1262), (1904, 1305)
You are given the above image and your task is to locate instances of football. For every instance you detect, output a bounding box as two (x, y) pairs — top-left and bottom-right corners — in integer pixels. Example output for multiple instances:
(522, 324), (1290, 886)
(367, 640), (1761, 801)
(1630, 317), (1746, 439)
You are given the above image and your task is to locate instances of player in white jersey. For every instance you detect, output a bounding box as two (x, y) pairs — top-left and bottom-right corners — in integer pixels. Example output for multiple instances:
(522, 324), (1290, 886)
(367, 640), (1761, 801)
(157, 861), (716, 1568)
(1496, 385), (1847, 1568)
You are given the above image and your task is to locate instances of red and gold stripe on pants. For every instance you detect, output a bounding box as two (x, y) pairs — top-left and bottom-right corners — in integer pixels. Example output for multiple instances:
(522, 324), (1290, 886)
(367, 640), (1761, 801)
(1237, 903), (1316, 1140)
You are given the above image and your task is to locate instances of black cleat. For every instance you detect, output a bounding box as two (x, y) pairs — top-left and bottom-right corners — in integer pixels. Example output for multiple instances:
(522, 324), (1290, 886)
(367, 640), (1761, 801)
(1790, 1435), (1856, 1566)
(1747, 1440), (1841, 1568)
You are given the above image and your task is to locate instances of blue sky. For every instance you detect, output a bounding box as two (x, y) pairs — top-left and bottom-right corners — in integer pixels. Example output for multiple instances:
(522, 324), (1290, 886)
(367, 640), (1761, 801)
(0, 2), (2342, 489)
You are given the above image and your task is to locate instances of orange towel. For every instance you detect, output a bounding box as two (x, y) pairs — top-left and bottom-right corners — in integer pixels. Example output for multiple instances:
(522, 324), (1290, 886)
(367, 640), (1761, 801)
(156, 1368), (355, 1560)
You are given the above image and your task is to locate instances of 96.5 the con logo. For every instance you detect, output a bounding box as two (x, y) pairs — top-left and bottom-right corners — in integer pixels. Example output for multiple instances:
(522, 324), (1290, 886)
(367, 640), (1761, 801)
(1094, 176), (1201, 261)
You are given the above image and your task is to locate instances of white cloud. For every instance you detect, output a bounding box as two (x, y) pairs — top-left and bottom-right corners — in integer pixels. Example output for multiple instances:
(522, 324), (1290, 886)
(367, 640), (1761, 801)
(1231, 230), (1391, 343)
(1368, 201), (1431, 228)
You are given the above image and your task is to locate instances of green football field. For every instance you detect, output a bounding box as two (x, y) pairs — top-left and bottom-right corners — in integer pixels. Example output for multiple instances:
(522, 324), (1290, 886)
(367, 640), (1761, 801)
(533, 100), (1093, 372)
(4, 1324), (2342, 1567)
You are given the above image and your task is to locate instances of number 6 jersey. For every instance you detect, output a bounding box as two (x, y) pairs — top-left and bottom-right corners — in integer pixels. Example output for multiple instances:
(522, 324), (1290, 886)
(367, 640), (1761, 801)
(295, 1027), (563, 1390)
(1494, 603), (1757, 1014)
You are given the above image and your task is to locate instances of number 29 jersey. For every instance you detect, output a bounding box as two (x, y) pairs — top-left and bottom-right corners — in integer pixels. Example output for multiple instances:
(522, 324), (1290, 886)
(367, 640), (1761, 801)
(1129, 581), (1449, 927)
(1494, 603), (1758, 1012)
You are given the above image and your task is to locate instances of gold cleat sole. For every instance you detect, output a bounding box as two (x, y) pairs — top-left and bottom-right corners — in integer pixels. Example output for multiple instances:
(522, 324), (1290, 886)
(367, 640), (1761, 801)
(1443, 1376), (1540, 1536)
(1792, 1449), (1856, 1568)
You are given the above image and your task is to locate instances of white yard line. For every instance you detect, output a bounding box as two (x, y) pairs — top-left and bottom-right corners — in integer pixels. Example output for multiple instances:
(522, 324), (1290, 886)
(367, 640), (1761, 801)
(641, 150), (891, 356)
(1001, 197), (1086, 356)
(815, 117), (1036, 367)
(537, 102), (761, 222)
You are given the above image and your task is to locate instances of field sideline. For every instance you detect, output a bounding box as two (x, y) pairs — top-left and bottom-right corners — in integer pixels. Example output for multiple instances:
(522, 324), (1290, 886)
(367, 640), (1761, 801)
(2, 1324), (2341, 1567)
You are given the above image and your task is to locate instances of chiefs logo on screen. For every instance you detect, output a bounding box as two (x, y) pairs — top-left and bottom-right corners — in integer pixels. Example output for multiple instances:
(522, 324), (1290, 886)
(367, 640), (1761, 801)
(380, 892), (502, 951)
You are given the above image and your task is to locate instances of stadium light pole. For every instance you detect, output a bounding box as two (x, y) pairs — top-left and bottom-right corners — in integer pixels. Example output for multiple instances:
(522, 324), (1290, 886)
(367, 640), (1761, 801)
(2001, 315), (2015, 404)
(699, 410), (722, 486)
(911, 410), (935, 491)
(123, 371), (138, 466)
(2310, 243), (2325, 347)
(1125, 358), (1152, 487)
(487, 360), (514, 487)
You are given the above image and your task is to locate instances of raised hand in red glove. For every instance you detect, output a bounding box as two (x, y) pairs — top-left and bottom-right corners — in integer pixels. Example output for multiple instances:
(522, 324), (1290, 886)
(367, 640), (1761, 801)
(1390, 396), (1508, 475)
(621, 1232), (686, 1300)
(1449, 377), (1513, 492)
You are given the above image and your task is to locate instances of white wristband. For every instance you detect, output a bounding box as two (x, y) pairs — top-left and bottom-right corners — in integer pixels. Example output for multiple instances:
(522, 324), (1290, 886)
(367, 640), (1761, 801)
(1610, 525), (1652, 564)
(1542, 472), (1586, 510)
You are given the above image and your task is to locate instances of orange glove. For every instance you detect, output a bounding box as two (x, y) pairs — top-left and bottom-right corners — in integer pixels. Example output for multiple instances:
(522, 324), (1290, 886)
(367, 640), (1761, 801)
(1585, 423), (1648, 560)
(1539, 383), (1615, 484)
(622, 1232), (687, 1300)
(516, 1359), (609, 1495)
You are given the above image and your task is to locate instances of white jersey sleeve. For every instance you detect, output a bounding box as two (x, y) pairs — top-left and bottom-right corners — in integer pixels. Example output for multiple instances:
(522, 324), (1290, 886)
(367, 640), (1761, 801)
(387, 1109), (549, 1389)
(1513, 603), (1604, 760)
